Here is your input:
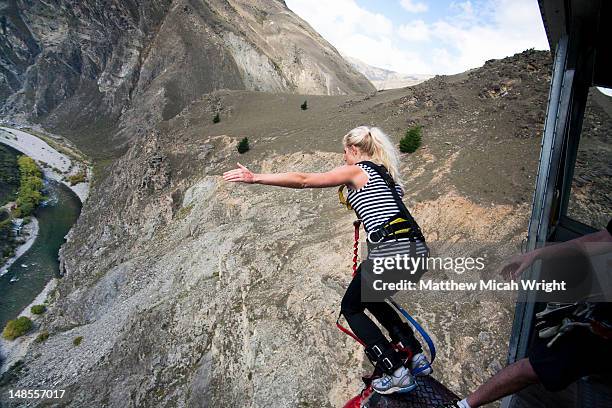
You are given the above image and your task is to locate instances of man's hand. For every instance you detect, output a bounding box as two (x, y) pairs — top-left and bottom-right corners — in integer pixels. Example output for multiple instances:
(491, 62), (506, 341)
(500, 252), (536, 280)
(223, 162), (255, 183)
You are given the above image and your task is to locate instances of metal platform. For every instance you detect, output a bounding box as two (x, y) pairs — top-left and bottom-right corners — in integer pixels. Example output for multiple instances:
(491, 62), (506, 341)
(364, 376), (459, 407)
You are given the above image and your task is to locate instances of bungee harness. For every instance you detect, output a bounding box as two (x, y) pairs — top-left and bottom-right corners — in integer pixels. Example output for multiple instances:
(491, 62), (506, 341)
(536, 301), (612, 348)
(338, 161), (425, 244)
(335, 161), (436, 364)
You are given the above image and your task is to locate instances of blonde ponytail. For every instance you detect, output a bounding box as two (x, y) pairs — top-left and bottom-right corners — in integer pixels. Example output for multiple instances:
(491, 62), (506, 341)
(343, 126), (403, 187)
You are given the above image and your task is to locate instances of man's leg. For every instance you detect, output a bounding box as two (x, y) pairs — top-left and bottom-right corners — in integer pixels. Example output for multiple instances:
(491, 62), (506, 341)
(465, 358), (539, 407)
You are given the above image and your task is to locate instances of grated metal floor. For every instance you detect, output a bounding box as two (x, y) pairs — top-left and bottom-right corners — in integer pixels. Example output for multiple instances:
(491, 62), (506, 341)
(364, 376), (459, 407)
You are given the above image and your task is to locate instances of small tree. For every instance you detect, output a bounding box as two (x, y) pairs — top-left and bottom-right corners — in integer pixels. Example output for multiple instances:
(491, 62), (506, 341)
(35, 330), (49, 343)
(2, 316), (33, 340)
(237, 137), (250, 154)
(400, 126), (422, 153)
(31, 304), (47, 315)
(301, 100), (308, 110)
(213, 112), (220, 123)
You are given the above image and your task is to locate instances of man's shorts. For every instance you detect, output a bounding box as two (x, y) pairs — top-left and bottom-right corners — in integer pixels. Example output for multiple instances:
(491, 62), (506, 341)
(528, 327), (612, 392)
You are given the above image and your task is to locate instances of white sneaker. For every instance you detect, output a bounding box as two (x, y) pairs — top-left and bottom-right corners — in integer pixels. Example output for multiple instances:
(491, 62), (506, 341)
(371, 365), (417, 395)
(410, 353), (433, 376)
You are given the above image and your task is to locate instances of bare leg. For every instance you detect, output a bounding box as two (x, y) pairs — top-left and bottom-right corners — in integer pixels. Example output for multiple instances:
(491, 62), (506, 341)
(466, 358), (539, 407)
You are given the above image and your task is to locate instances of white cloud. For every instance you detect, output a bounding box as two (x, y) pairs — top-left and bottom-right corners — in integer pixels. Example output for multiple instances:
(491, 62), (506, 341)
(285, 0), (549, 75)
(450, 1), (476, 20)
(285, 0), (433, 73)
(428, 0), (549, 73)
(285, 0), (392, 42)
(339, 33), (432, 74)
(397, 20), (431, 42)
(400, 0), (428, 13)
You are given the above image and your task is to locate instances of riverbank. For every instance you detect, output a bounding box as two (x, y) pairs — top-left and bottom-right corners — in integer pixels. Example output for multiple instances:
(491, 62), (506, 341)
(0, 217), (39, 277)
(0, 278), (57, 375)
(0, 127), (90, 203)
(0, 127), (88, 374)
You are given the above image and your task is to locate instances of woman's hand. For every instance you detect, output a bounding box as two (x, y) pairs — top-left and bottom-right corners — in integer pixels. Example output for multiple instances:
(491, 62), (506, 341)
(500, 252), (537, 280)
(223, 162), (256, 184)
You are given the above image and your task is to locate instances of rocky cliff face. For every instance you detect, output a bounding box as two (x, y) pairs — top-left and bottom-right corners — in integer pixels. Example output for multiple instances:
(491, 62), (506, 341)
(0, 0), (374, 154)
(1, 49), (589, 408)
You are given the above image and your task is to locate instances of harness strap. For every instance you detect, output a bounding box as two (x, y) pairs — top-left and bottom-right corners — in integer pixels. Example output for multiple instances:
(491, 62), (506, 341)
(366, 219), (414, 243)
(336, 315), (366, 347)
(357, 161), (425, 241)
(389, 298), (437, 365)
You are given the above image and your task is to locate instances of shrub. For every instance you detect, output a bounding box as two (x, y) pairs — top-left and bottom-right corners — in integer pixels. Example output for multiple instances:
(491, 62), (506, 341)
(17, 156), (42, 179)
(31, 304), (46, 315)
(2, 316), (33, 340)
(67, 172), (87, 186)
(237, 137), (250, 154)
(301, 100), (308, 110)
(213, 112), (220, 123)
(35, 330), (49, 343)
(73, 336), (83, 346)
(400, 126), (422, 153)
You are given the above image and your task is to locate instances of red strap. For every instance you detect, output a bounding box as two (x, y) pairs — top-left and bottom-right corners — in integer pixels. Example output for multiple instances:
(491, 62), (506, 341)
(336, 318), (365, 347)
(393, 343), (414, 361)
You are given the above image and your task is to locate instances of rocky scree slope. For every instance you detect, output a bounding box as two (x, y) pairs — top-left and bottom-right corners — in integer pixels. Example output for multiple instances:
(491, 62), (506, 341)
(1, 50), (610, 407)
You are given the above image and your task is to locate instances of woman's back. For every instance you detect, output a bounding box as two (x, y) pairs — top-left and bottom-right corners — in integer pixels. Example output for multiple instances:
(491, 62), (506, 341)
(347, 162), (406, 233)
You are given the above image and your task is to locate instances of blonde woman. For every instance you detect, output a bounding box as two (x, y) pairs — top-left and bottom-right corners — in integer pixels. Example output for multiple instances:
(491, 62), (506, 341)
(223, 126), (431, 394)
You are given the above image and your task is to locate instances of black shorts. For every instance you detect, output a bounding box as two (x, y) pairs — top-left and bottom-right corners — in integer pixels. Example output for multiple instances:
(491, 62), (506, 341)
(528, 327), (612, 391)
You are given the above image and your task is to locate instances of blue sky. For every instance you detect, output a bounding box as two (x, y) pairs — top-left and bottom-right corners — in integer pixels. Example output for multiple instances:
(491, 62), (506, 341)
(285, 0), (550, 75)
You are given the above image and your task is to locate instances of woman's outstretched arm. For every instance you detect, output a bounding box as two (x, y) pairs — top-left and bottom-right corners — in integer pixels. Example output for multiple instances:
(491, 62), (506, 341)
(223, 162), (363, 189)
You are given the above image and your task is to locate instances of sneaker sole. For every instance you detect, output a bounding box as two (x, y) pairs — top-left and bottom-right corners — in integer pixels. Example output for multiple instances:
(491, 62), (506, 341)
(374, 382), (417, 395)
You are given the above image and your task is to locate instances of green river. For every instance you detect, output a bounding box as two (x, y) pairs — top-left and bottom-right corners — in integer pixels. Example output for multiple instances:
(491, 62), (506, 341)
(0, 178), (81, 329)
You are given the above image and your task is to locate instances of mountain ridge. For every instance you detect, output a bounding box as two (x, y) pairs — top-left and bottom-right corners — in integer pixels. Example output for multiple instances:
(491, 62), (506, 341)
(0, 0), (374, 156)
(342, 54), (433, 90)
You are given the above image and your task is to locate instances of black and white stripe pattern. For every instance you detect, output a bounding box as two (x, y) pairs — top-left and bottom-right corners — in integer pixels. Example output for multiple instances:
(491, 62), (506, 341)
(347, 163), (428, 259)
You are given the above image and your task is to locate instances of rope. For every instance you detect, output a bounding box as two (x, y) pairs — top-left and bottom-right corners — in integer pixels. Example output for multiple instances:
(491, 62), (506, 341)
(352, 220), (361, 276)
(336, 219), (365, 346)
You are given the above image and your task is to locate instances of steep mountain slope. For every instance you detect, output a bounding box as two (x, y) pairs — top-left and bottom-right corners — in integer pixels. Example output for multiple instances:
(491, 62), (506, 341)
(0, 0), (374, 155)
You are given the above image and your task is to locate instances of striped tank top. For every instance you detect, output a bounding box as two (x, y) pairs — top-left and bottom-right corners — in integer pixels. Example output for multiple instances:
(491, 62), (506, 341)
(346, 162), (428, 259)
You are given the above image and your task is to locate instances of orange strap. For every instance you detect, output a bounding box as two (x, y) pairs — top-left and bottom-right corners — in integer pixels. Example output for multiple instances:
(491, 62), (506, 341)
(352, 220), (361, 276)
